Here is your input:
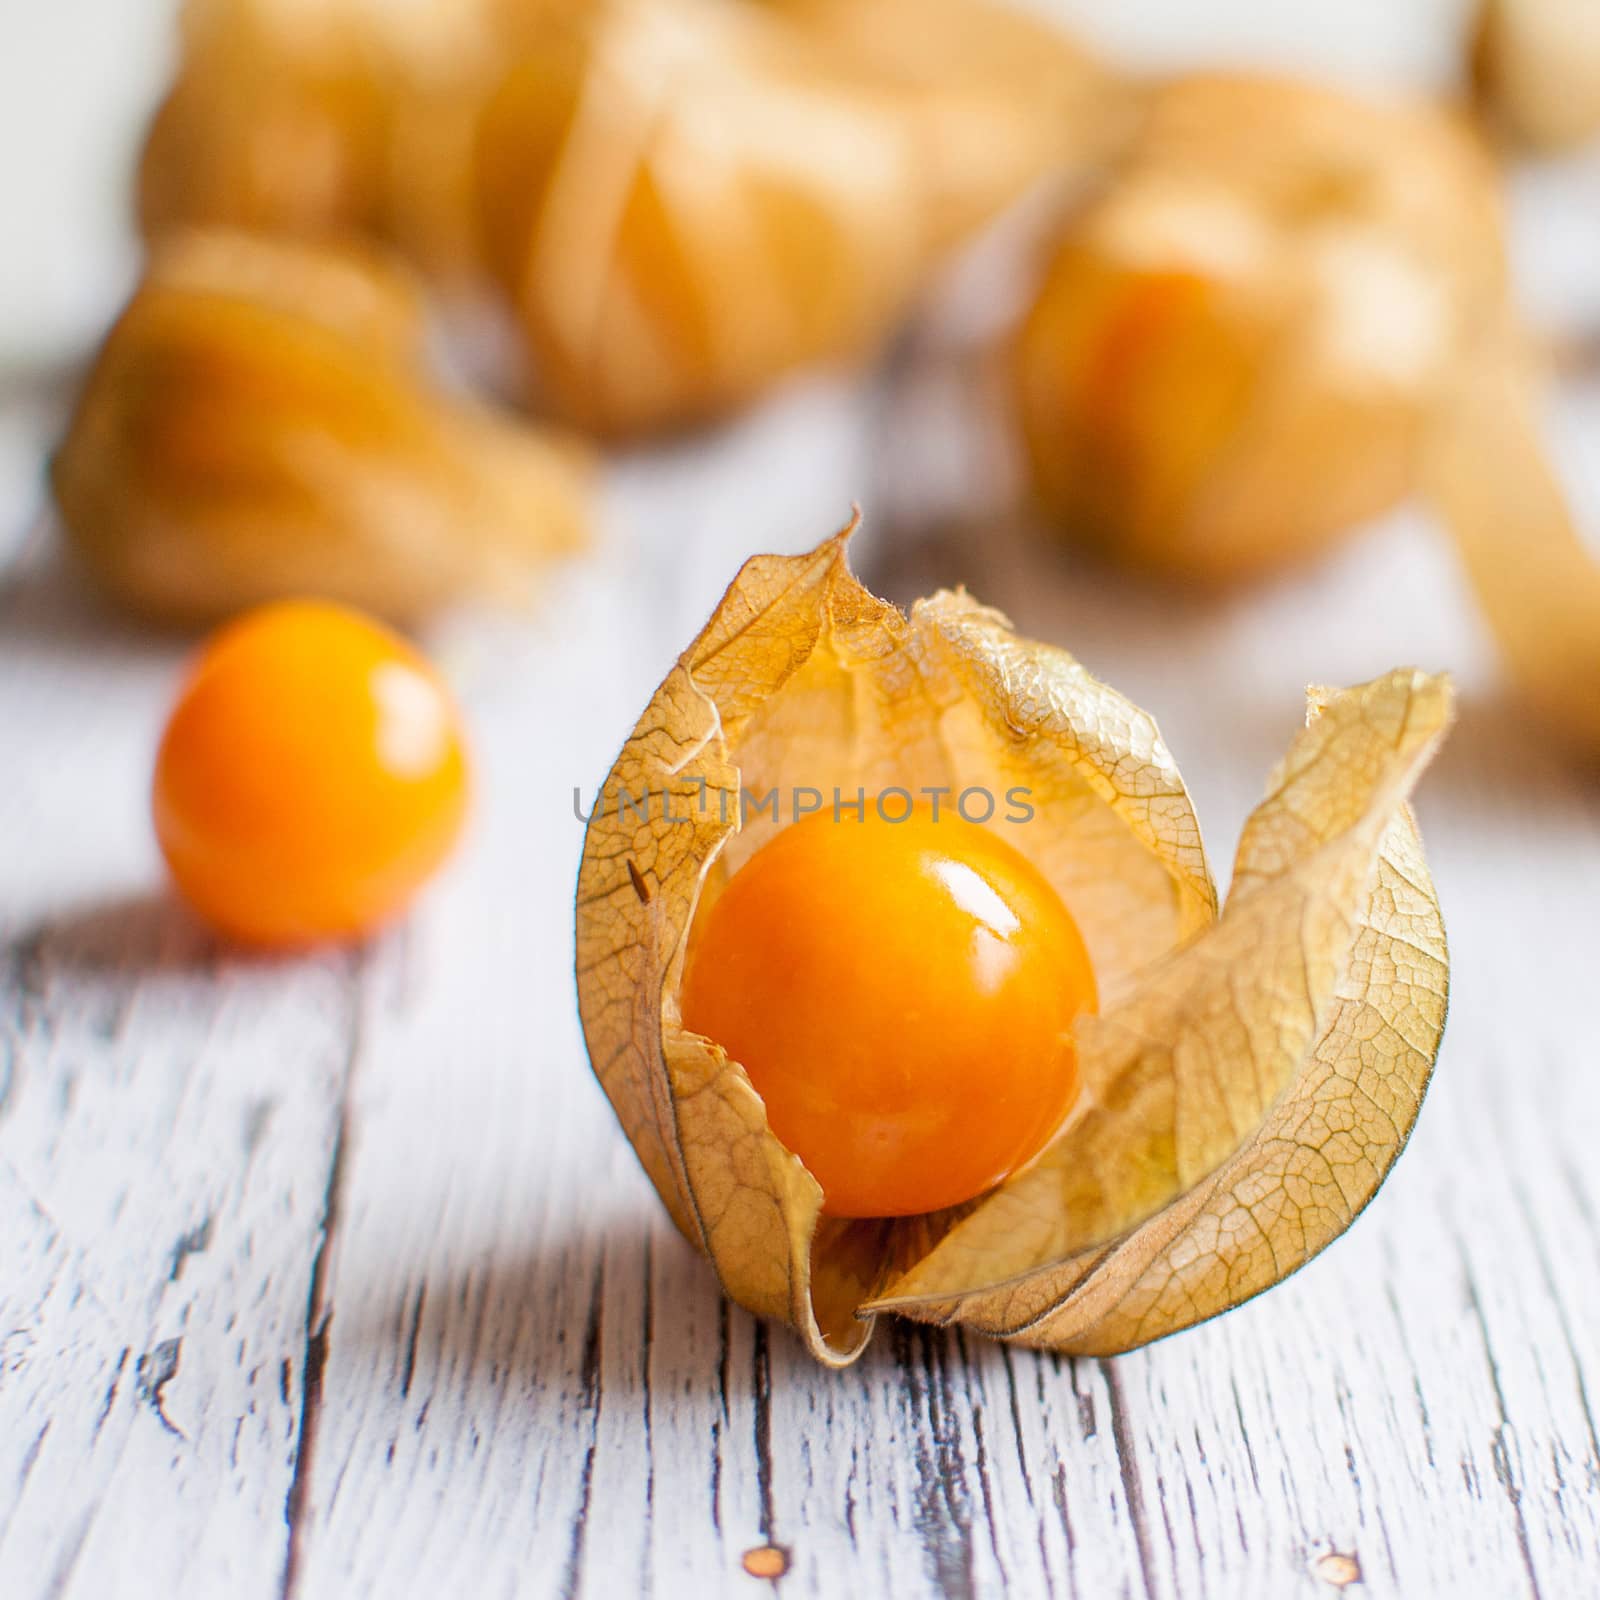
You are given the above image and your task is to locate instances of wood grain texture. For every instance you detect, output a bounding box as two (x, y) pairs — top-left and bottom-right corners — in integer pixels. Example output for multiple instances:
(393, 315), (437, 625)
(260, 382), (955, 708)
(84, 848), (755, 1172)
(6, 93), (1600, 1600)
(0, 544), (361, 1599)
(5, 353), (1600, 1598)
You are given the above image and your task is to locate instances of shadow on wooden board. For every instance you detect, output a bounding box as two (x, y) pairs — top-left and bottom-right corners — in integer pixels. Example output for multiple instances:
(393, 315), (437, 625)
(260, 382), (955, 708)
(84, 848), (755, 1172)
(5, 889), (213, 978)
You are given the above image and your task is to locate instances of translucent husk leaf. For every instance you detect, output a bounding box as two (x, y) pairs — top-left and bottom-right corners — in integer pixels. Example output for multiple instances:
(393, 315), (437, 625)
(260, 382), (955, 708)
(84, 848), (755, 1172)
(52, 229), (592, 627)
(574, 526), (1452, 1364)
(868, 670), (1452, 1344)
(1424, 330), (1600, 755)
(1471, 0), (1600, 151)
(875, 800), (1444, 1353)
(1014, 73), (1505, 583)
(474, 0), (1110, 435)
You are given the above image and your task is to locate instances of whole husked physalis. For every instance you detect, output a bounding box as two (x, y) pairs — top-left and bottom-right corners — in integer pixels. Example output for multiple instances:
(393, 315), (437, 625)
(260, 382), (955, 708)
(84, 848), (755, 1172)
(575, 520), (1453, 1364)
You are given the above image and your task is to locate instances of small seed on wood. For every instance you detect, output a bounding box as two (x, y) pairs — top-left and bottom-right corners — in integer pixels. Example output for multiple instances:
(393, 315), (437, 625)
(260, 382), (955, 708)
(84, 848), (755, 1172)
(1314, 1551), (1362, 1588)
(741, 1544), (790, 1579)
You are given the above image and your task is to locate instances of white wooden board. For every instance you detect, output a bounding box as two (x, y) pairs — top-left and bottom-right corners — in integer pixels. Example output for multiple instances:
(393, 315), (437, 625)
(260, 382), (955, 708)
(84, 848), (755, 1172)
(4, 4), (1600, 1596)
(5, 345), (1600, 1596)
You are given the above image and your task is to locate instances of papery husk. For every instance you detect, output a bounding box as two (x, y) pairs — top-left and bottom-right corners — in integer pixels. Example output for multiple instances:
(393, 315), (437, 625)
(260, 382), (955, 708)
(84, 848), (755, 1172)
(868, 674), (1451, 1348)
(575, 524), (1451, 1364)
(51, 229), (591, 627)
(1472, 0), (1600, 151)
(1424, 327), (1600, 755)
(474, 0), (1111, 435)
(1014, 73), (1505, 583)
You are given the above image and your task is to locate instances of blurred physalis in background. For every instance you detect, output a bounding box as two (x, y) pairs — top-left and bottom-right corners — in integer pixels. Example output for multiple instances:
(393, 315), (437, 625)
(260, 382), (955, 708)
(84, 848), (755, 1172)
(1471, 0), (1600, 151)
(137, 0), (1115, 435)
(470, 0), (1112, 433)
(140, 0), (414, 241)
(1005, 67), (1600, 758)
(136, 0), (551, 243)
(51, 230), (591, 626)
(88, 0), (1600, 758)
(1012, 74), (1506, 585)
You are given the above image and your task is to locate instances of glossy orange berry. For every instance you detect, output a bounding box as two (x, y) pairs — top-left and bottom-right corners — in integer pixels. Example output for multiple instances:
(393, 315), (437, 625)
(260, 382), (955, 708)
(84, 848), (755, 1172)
(153, 599), (469, 948)
(680, 806), (1096, 1219)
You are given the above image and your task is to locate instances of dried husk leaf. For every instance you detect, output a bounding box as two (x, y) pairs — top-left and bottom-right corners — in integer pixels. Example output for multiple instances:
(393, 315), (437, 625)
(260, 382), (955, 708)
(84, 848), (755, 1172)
(869, 670), (1452, 1348)
(575, 527), (1451, 1363)
(1471, 0), (1600, 151)
(1014, 73), (1505, 583)
(1424, 330), (1600, 755)
(474, 0), (1109, 435)
(52, 229), (591, 627)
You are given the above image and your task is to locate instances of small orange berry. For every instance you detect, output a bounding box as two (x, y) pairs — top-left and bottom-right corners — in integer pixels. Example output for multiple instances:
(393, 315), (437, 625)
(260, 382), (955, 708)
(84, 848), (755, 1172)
(681, 807), (1096, 1219)
(153, 599), (469, 948)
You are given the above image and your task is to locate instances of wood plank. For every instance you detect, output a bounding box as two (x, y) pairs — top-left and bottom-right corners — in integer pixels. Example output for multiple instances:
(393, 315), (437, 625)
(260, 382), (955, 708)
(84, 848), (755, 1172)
(869, 362), (1600, 1598)
(281, 380), (888, 1598)
(0, 550), (355, 1599)
(278, 347), (1600, 1600)
(9, 355), (1599, 1597)
(4, 81), (1600, 1599)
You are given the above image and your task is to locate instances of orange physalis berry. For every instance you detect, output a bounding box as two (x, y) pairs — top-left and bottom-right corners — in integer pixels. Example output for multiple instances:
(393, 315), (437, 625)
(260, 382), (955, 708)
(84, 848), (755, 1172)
(681, 807), (1096, 1218)
(153, 599), (469, 948)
